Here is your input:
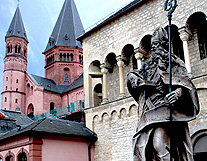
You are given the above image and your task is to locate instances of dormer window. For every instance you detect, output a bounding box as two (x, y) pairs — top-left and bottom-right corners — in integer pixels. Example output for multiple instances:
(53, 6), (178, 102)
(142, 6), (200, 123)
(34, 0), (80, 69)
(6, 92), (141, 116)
(64, 33), (69, 40)
(49, 37), (55, 46)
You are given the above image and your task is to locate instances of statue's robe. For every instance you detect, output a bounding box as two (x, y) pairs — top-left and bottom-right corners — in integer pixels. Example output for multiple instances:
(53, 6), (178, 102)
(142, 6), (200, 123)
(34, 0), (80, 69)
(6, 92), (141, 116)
(127, 54), (199, 161)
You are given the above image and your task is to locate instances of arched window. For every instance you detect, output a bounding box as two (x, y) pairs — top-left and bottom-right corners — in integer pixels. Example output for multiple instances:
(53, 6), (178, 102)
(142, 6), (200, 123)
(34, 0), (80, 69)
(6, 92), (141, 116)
(27, 83), (30, 93)
(6, 155), (13, 161)
(67, 53), (69, 61)
(18, 152), (27, 161)
(27, 104), (34, 119)
(18, 46), (21, 54)
(94, 84), (102, 107)
(24, 47), (27, 56)
(15, 45), (18, 53)
(65, 74), (69, 81)
(6, 86), (7, 90)
(70, 53), (73, 61)
(63, 53), (66, 61)
(63, 73), (70, 84)
(79, 55), (82, 63)
(7, 46), (10, 53)
(15, 98), (18, 103)
(50, 102), (55, 114)
(60, 53), (62, 61)
(52, 54), (54, 62)
(5, 97), (7, 102)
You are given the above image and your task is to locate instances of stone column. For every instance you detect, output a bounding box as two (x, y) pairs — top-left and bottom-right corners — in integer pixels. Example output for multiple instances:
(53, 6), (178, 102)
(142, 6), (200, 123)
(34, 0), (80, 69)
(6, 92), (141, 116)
(179, 27), (192, 76)
(134, 49), (143, 70)
(100, 63), (109, 103)
(116, 55), (126, 98)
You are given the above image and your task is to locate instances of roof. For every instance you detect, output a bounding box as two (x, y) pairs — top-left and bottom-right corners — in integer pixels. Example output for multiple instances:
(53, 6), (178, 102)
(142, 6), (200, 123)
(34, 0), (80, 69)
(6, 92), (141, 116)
(77, 0), (147, 41)
(0, 110), (34, 135)
(29, 73), (83, 94)
(0, 117), (97, 142)
(44, 0), (84, 53)
(5, 6), (28, 42)
(0, 109), (33, 126)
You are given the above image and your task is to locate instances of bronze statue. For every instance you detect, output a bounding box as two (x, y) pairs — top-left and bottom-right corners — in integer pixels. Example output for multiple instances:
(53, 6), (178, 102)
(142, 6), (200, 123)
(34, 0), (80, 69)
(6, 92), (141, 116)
(127, 27), (199, 161)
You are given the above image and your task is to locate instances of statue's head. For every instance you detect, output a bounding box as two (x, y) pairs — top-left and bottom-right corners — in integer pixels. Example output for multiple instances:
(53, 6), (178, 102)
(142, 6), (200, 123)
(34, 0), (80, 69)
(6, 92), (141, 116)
(151, 27), (169, 52)
(150, 27), (169, 70)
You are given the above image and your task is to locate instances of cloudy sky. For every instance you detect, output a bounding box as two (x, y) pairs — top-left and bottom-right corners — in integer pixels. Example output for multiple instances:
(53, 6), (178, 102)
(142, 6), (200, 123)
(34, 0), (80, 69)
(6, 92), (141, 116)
(0, 0), (133, 106)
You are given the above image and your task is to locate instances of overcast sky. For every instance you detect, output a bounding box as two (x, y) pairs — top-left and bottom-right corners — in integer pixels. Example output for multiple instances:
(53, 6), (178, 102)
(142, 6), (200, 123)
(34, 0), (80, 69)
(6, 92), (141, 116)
(0, 0), (133, 106)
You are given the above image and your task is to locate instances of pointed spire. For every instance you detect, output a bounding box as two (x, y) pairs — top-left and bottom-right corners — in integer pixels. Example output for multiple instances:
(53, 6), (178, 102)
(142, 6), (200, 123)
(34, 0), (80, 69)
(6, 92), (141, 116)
(44, 0), (84, 52)
(5, 5), (28, 42)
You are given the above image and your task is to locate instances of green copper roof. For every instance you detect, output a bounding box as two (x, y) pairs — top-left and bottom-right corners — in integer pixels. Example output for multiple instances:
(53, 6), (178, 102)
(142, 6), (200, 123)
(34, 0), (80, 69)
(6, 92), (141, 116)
(44, 0), (84, 52)
(5, 6), (28, 42)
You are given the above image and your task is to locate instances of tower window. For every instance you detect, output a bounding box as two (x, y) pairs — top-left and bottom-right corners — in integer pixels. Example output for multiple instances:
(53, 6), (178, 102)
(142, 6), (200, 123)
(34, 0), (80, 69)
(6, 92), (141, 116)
(5, 97), (7, 102)
(16, 79), (19, 83)
(15, 99), (18, 103)
(65, 74), (69, 81)
(67, 53), (69, 61)
(63, 53), (66, 61)
(15, 45), (18, 53)
(6, 77), (8, 81)
(60, 53), (62, 61)
(70, 53), (73, 61)
(18, 46), (21, 53)
(6, 86), (7, 90)
(16, 88), (18, 91)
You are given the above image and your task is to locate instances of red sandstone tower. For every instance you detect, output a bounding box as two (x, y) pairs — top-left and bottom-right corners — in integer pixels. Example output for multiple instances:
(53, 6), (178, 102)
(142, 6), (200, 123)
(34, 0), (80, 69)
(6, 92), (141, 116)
(1, 6), (28, 112)
(43, 0), (84, 85)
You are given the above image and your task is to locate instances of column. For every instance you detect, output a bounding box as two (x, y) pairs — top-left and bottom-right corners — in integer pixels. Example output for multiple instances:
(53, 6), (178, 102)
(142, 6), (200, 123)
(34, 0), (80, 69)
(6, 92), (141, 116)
(116, 55), (126, 98)
(100, 63), (109, 103)
(179, 27), (192, 76)
(134, 49), (143, 70)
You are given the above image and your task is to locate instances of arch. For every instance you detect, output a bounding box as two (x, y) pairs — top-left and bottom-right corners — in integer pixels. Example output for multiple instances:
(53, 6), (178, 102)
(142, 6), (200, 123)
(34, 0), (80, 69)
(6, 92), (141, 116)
(139, 34), (152, 55)
(27, 83), (30, 93)
(101, 112), (109, 121)
(24, 47), (27, 57)
(129, 104), (138, 116)
(120, 108), (127, 119)
(88, 60), (101, 77)
(0, 154), (3, 161)
(63, 74), (70, 84)
(50, 102), (55, 114)
(111, 110), (118, 121)
(93, 83), (102, 107)
(121, 44), (134, 65)
(18, 45), (21, 54)
(5, 151), (15, 161)
(60, 53), (62, 61)
(15, 45), (18, 53)
(191, 129), (207, 160)
(186, 12), (207, 59)
(67, 53), (69, 61)
(104, 52), (117, 73)
(17, 148), (29, 161)
(63, 53), (66, 61)
(27, 103), (34, 119)
(164, 24), (185, 61)
(70, 53), (74, 61)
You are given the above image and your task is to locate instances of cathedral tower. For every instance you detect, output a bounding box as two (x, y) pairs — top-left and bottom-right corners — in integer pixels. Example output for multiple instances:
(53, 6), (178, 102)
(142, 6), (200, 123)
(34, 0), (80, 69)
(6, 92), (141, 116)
(43, 0), (84, 85)
(1, 6), (28, 112)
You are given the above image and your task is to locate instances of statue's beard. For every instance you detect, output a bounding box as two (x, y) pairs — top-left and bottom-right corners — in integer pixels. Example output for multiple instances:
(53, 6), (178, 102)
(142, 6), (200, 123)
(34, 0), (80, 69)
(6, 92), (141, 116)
(151, 47), (169, 71)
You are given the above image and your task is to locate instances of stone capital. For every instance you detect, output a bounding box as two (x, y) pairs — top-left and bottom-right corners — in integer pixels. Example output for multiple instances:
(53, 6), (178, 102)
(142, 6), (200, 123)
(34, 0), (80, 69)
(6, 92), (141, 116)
(116, 55), (124, 67)
(100, 63), (108, 74)
(179, 27), (192, 41)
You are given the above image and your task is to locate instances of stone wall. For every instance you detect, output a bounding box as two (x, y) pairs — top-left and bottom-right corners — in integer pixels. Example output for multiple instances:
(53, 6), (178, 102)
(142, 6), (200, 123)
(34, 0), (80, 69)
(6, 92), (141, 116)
(82, 0), (207, 160)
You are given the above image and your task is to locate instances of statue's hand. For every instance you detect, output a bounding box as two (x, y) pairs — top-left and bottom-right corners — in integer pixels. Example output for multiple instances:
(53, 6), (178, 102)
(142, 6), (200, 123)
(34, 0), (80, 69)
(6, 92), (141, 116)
(165, 88), (182, 104)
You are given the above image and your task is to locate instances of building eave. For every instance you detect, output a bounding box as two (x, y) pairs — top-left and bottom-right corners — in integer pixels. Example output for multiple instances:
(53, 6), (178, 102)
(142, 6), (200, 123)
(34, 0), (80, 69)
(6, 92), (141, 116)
(77, 0), (148, 41)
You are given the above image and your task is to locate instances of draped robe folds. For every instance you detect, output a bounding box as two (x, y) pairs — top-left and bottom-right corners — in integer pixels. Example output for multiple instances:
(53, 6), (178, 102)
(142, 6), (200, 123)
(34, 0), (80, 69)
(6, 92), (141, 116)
(127, 54), (199, 161)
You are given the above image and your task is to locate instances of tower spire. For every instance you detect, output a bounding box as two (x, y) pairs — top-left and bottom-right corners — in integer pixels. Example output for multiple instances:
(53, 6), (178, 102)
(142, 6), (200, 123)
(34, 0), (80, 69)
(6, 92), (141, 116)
(5, 5), (28, 42)
(44, 0), (84, 52)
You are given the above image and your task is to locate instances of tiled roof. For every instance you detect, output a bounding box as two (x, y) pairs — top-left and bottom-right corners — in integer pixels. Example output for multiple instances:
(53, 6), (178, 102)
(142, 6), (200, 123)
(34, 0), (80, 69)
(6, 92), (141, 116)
(44, 0), (84, 52)
(29, 73), (83, 94)
(5, 6), (28, 42)
(0, 117), (97, 142)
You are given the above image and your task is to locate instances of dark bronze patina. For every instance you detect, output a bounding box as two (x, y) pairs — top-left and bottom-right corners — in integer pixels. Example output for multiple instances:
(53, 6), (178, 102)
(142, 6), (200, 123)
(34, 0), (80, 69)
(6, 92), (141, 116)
(127, 27), (199, 161)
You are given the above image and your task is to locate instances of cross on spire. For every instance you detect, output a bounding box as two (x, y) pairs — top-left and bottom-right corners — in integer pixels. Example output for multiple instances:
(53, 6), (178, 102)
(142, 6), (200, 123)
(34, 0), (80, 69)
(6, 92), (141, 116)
(17, 0), (20, 6)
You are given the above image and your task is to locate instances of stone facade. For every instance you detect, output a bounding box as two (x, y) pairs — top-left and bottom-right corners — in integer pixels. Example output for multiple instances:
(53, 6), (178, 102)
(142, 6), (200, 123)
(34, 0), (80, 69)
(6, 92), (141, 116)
(81, 0), (207, 160)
